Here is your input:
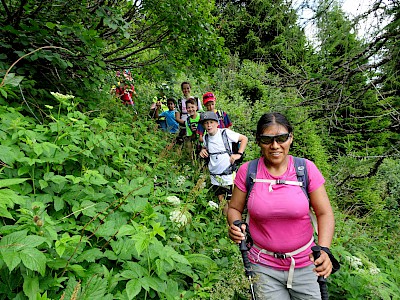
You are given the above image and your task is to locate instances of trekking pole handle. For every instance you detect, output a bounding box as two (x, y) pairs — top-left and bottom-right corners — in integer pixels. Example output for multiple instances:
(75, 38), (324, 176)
(233, 220), (257, 300)
(233, 220), (248, 251)
(312, 245), (329, 300)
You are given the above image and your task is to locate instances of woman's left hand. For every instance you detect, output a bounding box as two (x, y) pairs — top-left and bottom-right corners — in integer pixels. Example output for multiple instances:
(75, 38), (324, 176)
(310, 250), (333, 278)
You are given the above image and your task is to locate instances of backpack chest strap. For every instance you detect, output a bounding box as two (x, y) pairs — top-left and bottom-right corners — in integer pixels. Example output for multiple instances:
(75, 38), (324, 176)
(208, 150), (229, 156)
(252, 179), (303, 192)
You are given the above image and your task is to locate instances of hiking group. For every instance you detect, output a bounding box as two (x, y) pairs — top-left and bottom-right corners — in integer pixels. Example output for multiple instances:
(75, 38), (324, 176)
(149, 83), (340, 300)
(113, 77), (340, 299)
(150, 82), (248, 214)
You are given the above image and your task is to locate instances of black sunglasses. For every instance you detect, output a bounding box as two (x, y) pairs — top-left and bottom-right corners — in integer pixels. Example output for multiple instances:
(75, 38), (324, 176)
(258, 133), (291, 145)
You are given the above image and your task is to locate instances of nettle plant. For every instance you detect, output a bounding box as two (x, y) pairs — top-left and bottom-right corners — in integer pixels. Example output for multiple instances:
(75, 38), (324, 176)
(0, 93), (237, 299)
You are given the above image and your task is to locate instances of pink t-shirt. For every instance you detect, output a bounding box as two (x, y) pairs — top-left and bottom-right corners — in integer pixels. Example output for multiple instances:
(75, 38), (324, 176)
(234, 155), (325, 270)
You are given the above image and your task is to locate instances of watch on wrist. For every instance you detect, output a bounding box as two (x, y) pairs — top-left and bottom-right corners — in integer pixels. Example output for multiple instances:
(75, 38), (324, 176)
(237, 152), (243, 157)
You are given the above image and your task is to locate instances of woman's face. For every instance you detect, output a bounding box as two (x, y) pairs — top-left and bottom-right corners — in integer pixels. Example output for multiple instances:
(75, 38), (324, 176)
(182, 84), (191, 98)
(259, 124), (292, 167)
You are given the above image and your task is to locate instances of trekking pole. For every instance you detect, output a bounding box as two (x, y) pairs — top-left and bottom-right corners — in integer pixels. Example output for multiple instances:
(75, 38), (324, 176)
(233, 220), (257, 300)
(312, 245), (329, 300)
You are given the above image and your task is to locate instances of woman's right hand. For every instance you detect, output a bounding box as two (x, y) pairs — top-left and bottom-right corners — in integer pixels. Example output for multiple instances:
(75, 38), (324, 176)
(228, 222), (246, 244)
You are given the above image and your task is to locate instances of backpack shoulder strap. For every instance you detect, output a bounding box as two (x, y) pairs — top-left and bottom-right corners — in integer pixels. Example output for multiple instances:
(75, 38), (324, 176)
(244, 158), (259, 223)
(216, 110), (225, 127)
(220, 129), (232, 155)
(178, 98), (184, 113)
(204, 133), (209, 149)
(293, 156), (319, 234)
(293, 156), (309, 201)
(245, 158), (259, 201)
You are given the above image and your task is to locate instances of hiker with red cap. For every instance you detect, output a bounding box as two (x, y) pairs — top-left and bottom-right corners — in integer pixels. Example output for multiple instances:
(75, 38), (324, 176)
(197, 92), (232, 143)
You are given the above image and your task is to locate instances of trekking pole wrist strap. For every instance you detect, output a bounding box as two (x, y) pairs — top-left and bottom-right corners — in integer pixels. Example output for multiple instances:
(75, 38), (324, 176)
(320, 246), (341, 273)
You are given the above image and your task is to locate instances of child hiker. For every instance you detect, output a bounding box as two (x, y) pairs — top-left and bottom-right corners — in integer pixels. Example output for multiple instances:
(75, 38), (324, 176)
(185, 98), (202, 158)
(199, 111), (248, 214)
(197, 92), (232, 143)
(155, 98), (179, 134)
(176, 82), (203, 142)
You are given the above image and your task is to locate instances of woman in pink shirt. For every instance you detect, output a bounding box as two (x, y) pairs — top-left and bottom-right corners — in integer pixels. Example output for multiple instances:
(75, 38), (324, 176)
(228, 113), (338, 300)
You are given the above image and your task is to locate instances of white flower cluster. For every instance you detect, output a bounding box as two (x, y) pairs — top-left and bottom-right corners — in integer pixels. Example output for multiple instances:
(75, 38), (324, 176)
(166, 196), (181, 205)
(208, 200), (219, 209)
(369, 267), (380, 275)
(176, 175), (186, 187)
(171, 234), (182, 243)
(170, 210), (189, 227)
(213, 248), (221, 254)
(346, 255), (363, 269)
(50, 92), (75, 101)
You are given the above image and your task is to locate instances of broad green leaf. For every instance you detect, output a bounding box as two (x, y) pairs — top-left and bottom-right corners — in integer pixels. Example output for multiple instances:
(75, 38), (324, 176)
(0, 205), (13, 219)
(143, 276), (166, 293)
(104, 250), (118, 260)
(185, 253), (217, 270)
(39, 180), (49, 189)
(0, 188), (25, 206)
(0, 88), (7, 98)
(50, 175), (68, 184)
(45, 22), (57, 29)
(55, 240), (66, 257)
(155, 259), (173, 278)
(120, 270), (137, 279)
(79, 200), (97, 217)
(126, 279), (141, 300)
(0, 145), (16, 165)
(132, 231), (150, 256)
(23, 275), (39, 300)
(124, 261), (147, 278)
(22, 235), (47, 248)
(78, 275), (108, 299)
(54, 196), (64, 211)
(18, 166), (30, 176)
(116, 225), (136, 237)
(93, 118), (108, 129)
(132, 184), (152, 197)
(1, 251), (21, 272)
(0, 230), (28, 249)
(122, 196), (148, 213)
(20, 248), (46, 276)
(65, 175), (83, 184)
(75, 248), (104, 263)
(0, 178), (29, 188)
(3, 73), (24, 87)
(0, 189), (17, 206)
(33, 143), (43, 156)
(150, 221), (165, 239)
(68, 264), (86, 277)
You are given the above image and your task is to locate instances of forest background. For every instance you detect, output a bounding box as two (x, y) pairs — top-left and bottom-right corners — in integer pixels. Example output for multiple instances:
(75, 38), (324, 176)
(0, 0), (399, 299)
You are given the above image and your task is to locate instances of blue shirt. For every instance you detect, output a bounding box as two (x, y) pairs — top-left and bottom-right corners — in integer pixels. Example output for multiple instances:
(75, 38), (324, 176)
(159, 110), (179, 133)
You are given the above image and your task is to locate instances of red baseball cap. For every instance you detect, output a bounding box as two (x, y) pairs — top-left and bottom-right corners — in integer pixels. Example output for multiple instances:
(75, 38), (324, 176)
(202, 92), (216, 104)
